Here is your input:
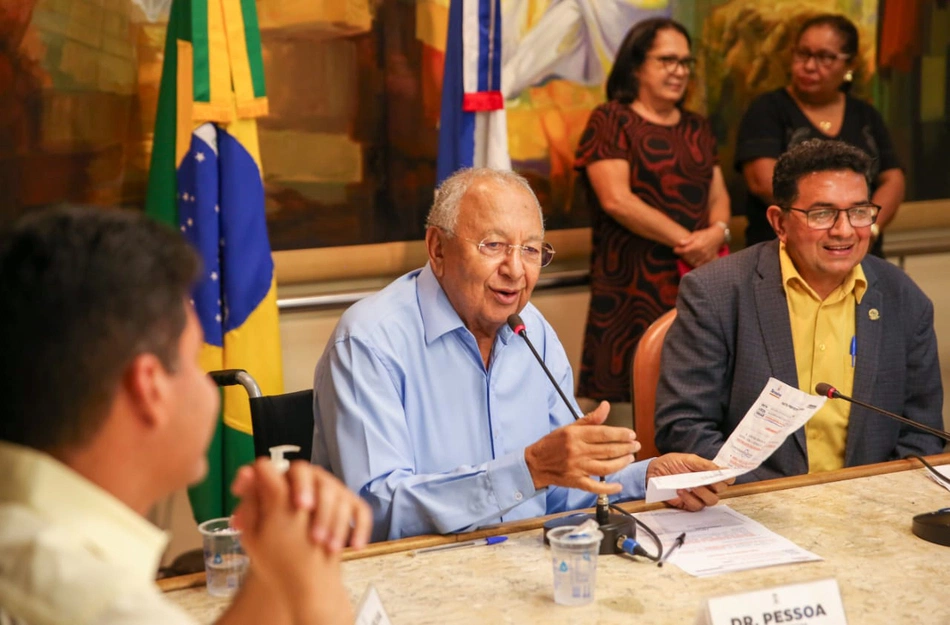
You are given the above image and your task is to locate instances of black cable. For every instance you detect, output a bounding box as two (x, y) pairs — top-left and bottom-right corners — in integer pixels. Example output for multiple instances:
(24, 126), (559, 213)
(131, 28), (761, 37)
(609, 503), (666, 564)
(907, 454), (950, 487)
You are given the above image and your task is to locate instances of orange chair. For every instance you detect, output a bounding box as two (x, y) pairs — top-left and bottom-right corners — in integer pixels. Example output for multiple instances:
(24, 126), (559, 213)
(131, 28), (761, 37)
(631, 308), (677, 460)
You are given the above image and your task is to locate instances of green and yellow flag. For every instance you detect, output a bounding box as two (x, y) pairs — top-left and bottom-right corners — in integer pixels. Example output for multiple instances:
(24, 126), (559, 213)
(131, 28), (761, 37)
(146, 0), (283, 521)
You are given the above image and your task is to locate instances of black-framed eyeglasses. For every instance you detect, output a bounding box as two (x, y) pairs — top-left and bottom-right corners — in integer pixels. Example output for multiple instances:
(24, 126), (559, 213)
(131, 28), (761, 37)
(791, 47), (851, 68)
(447, 231), (556, 267)
(785, 204), (880, 230)
(648, 54), (696, 73)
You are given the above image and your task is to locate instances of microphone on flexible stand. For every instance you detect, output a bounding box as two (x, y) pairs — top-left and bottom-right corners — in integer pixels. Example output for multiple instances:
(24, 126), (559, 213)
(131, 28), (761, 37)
(507, 316), (586, 421)
(508, 314), (635, 555)
(816, 382), (950, 547)
(815, 383), (950, 443)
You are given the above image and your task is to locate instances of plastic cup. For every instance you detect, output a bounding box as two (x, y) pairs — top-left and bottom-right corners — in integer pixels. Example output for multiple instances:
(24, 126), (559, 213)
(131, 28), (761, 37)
(198, 517), (248, 597)
(548, 525), (604, 606)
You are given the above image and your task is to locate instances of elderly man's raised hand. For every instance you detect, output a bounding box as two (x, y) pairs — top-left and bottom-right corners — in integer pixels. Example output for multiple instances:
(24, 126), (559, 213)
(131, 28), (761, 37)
(646, 453), (733, 511)
(524, 401), (640, 494)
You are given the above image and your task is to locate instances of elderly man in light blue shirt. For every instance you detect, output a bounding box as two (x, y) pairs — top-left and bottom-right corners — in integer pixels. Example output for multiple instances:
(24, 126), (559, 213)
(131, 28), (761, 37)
(313, 168), (728, 542)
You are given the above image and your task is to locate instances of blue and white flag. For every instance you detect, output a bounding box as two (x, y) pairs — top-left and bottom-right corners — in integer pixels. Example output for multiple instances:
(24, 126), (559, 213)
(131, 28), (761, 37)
(436, 0), (511, 184)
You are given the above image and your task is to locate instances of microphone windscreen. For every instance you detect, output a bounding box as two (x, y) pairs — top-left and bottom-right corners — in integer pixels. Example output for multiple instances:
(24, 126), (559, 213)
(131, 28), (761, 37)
(815, 383), (835, 398)
(507, 314), (526, 335)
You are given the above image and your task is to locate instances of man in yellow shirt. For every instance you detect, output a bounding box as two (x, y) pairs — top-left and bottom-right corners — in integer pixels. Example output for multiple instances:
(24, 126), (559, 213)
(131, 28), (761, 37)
(0, 207), (371, 624)
(654, 139), (944, 482)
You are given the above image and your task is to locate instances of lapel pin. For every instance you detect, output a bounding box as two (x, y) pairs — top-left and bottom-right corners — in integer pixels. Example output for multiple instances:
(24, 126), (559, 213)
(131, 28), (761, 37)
(869, 308), (880, 321)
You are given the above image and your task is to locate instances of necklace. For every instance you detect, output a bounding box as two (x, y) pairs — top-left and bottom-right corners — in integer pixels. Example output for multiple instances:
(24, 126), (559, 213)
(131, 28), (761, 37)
(788, 87), (839, 133)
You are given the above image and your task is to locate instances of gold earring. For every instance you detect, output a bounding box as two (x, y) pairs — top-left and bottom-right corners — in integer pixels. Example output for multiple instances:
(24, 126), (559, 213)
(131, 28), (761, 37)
(844, 69), (854, 82)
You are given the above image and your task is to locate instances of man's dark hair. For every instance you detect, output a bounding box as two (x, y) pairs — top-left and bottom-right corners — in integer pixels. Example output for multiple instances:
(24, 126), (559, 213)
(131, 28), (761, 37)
(606, 18), (692, 105)
(0, 206), (200, 451)
(772, 139), (872, 209)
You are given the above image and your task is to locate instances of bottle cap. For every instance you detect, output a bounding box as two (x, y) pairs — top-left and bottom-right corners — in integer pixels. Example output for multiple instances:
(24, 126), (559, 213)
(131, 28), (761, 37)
(268, 445), (301, 474)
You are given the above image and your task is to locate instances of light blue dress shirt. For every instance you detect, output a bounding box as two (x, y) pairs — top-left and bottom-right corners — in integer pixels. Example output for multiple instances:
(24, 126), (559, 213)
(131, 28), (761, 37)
(313, 264), (650, 541)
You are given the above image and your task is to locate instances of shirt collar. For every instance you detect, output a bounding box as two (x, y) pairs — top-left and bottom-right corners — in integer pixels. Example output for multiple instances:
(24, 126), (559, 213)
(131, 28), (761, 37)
(416, 263), (514, 346)
(778, 243), (867, 304)
(0, 441), (169, 585)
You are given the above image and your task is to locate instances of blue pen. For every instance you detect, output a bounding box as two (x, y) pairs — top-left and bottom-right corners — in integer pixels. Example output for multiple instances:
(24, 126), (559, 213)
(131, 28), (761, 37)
(412, 536), (508, 555)
(850, 335), (857, 368)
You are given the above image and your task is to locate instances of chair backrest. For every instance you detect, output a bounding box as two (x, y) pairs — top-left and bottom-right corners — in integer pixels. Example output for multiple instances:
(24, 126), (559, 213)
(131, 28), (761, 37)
(248, 390), (315, 462)
(631, 308), (677, 460)
(209, 369), (316, 463)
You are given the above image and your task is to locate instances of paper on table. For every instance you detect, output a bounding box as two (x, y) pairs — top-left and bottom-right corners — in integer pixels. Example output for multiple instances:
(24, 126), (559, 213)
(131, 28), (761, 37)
(647, 378), (825, 503)
(634, 505), (822, 577)
(926, 465), (950, 492)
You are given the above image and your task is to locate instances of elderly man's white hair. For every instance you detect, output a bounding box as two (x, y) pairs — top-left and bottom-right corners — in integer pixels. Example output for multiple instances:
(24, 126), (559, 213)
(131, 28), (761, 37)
(425, 168), (544, 233)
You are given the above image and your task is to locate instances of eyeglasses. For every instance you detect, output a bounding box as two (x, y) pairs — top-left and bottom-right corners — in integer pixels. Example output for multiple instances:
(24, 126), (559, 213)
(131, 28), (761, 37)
(785, 204), (880, 230)
(648, 54), (696, 73)
(450, 233), (556, 267)
(792, 47), (851, 68)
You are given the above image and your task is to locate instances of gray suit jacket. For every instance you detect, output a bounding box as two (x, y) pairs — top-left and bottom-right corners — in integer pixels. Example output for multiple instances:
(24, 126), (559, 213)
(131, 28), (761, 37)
(654, 240), (944, 483)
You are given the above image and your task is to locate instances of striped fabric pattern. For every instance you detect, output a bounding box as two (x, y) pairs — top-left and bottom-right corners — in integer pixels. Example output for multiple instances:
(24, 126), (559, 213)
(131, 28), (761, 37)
(436, 0), (511, 185)
(145, 0), (283, 521)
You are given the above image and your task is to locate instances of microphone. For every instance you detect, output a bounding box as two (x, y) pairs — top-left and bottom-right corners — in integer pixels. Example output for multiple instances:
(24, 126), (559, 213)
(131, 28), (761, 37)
(508, 314), (581, 421)
(815, 383), (950, 442)
(507, 314), (611, 527)
(816, 382), (950, 547)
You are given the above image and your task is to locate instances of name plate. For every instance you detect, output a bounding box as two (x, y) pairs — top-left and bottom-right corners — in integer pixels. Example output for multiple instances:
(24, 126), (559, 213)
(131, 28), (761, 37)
(355, 585), (393, 625)
(698, 579), (848, 625)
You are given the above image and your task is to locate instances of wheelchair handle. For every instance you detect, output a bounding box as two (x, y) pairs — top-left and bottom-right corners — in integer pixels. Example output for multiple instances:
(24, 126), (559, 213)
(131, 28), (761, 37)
(208, 369), (263, 399)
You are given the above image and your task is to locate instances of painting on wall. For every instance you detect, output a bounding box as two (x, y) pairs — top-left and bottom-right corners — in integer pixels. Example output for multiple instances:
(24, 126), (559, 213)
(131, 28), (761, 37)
(239, 0), (677, 248)
(4, 0), (946, 255)
(501, 1), (672, 229)
(676, 0), (879, 202)
(0, 0), (146, 226)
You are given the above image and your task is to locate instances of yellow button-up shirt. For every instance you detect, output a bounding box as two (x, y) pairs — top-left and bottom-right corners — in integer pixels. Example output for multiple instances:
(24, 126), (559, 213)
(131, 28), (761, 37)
(0, 441), (197, 625)
(779, 245), (867, 473)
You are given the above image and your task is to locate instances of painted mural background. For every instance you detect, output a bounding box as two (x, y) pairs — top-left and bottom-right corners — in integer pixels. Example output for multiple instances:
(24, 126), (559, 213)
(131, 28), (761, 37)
(1, 0), (946, 251)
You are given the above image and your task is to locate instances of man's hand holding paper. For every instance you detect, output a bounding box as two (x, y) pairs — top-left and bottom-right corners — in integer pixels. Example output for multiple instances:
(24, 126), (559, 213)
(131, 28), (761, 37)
(645, 454), (736, 511)
(647, 378), (825, 503)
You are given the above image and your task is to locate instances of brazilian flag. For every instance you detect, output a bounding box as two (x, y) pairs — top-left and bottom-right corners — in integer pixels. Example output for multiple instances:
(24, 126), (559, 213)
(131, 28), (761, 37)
(145, 0), (283, 521)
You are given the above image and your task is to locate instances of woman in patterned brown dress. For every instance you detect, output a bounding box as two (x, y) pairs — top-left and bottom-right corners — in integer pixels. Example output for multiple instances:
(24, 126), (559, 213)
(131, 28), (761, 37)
(574, 18), (731, 404)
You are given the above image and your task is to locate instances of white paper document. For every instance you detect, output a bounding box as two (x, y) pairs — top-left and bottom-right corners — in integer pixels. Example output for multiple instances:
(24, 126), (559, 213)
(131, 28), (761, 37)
(646, 468), (745, 503)
(926, 465), (950, 492)
(712, 378), (825, 471)
(634, 505), (822, 577)
(647, 378), (825, 503)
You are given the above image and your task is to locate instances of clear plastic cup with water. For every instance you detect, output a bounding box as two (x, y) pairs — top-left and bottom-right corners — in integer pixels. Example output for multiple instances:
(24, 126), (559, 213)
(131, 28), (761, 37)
(198, 517), (248, 598)
(548, 524), (604, 606)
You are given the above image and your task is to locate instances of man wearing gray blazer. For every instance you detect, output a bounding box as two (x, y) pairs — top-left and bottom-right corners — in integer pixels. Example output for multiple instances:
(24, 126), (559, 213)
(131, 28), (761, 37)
(654, 139), (944, 483)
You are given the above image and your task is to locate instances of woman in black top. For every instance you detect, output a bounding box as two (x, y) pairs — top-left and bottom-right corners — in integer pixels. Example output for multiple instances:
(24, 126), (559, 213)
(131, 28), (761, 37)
(735, 14), (903, 256)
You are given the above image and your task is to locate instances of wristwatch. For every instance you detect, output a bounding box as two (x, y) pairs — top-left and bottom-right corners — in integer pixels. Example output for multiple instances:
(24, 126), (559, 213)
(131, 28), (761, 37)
(714, 220), (731, 244)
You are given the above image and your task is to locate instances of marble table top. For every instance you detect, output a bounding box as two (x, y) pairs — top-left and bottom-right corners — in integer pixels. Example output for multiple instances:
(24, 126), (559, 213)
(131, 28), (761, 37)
(166, 458), (950, 624)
